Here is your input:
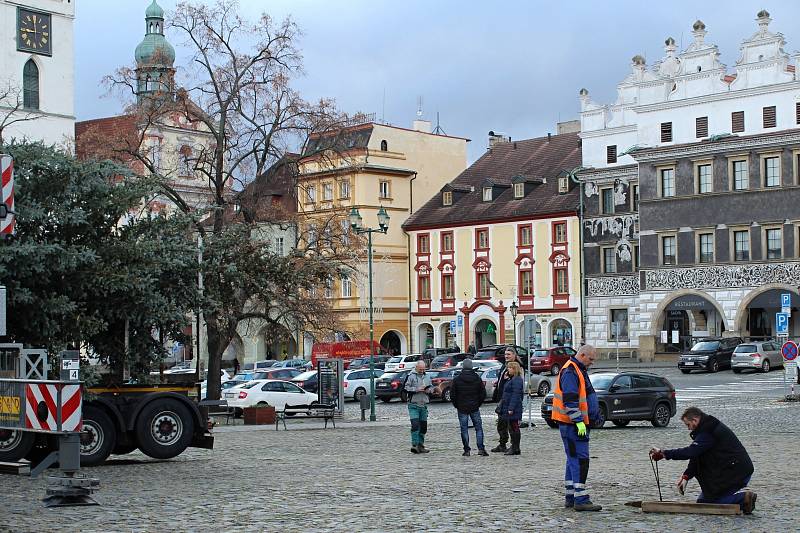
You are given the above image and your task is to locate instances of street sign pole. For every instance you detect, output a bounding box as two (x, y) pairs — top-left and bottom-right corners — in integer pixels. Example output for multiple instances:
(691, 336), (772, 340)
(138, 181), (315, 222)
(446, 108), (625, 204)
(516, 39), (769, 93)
(780, 340), (797, 397)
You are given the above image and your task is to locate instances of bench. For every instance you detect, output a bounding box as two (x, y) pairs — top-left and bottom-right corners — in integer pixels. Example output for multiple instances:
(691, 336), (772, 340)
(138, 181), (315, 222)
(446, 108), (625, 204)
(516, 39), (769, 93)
(199, 399), (236, 427)
(275, 403), (336, 430)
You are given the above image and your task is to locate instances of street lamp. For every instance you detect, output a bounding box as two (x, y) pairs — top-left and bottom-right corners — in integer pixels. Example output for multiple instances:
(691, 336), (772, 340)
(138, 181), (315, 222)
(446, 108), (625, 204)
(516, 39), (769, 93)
(349, 205), (390, 422)
(509, 300), (518, 347)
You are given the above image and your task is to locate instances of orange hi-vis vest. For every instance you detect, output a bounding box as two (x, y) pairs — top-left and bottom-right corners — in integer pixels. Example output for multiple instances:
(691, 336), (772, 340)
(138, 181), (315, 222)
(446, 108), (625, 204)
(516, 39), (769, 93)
(552, 359), (589, 425)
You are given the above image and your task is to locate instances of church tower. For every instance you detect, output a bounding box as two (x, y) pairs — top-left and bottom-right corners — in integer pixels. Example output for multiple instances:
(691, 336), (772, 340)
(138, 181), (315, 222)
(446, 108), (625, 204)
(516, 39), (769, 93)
(134, 0), (176, 102)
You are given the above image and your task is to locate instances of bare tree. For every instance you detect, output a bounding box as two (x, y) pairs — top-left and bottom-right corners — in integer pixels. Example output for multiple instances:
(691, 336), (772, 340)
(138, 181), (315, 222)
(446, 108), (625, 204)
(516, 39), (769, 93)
(0, 79), (40, 146)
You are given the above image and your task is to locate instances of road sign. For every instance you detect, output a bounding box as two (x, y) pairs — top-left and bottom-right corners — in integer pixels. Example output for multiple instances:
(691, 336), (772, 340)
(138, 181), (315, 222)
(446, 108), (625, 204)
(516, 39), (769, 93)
(457, 315), (463, 329)
(782, 293), (792, 316)
(782, 340), (798, 361)
(776, 312), (789, 335)
(449, 320), (456, 334)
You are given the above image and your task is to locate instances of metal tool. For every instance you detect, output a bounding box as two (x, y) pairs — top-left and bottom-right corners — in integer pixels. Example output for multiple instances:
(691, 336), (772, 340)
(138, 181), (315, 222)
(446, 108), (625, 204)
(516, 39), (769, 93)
(649, 454), (663, 502)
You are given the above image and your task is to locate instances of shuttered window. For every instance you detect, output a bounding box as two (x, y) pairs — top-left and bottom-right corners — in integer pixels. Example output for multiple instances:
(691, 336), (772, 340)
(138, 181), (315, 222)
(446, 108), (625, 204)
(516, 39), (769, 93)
(607, 145), (617, 164)
(796, 102), (800, 125)
(763, 106), (776, 128)
(696, 116), (708, 138)
(732, 111), (745, 133)
(660, 122), (673, 143)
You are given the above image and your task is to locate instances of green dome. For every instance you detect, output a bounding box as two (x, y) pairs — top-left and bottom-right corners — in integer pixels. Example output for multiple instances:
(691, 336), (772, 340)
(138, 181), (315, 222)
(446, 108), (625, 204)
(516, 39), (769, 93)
(146, 0), (164, 19)
(135, 34), (175, 65)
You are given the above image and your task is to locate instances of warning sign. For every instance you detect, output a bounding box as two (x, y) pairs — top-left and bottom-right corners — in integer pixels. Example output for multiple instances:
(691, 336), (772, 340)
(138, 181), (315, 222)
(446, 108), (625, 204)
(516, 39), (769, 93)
(0, 395), (19, 415)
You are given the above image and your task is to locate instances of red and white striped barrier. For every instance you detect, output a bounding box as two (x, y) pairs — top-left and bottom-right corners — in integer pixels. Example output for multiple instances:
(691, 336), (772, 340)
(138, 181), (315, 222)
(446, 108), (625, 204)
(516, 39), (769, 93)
(25, 383), (82, 432)
(0, 155), (14, 236)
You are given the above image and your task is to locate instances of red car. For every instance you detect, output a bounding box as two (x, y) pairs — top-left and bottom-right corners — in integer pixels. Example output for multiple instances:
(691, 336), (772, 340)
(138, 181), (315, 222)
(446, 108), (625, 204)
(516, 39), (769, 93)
(529, 347), (577, 375)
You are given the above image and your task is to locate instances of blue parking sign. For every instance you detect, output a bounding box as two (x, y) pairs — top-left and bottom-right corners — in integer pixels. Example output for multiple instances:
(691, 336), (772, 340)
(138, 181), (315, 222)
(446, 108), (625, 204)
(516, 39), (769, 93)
(782, 293), (792, 308)
(457, 315), (463, 329)
(776, 312), (789, 335)
(449, 320), (456, 334)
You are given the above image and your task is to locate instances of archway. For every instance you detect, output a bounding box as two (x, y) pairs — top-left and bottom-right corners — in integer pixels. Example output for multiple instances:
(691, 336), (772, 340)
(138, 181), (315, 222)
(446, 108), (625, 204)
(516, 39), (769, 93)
(260, 324), (297, 360)
(438, 322), (458, 349)
(473, 318), (497, 349)
(651, 291), (726, 352)
(417, 323), (434, 352)
(736, 286), (800, 338)
(380, 330), (406, 356)
(549, 318), (574, 348)
(223, 334), (244, 363)
(517, 317), (542, 351)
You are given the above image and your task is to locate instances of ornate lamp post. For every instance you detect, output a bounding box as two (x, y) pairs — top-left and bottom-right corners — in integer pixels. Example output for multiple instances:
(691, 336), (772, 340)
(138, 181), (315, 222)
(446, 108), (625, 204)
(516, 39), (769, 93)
(509, 300), (519, 347)
(349, 205), (390, 422)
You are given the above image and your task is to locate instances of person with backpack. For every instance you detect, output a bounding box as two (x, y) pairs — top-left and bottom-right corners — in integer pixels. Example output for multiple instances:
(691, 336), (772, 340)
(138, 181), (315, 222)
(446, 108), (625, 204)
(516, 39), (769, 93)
(450, 358), (488, 456)
(404, 361), (433, 453)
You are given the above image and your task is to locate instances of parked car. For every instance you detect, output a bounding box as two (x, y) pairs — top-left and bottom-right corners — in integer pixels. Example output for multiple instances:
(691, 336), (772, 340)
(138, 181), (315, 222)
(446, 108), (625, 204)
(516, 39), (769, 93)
(274, 359), (308, 370)
(243, 360), (278, 371)
(422, 346), (461, 360)
(385, 354), (428, 372)
(374, 369), (413, 402)
(480, 367), (500, 400)
(474, 344), (530, 369)
(347, 356), (391, 370)
(529, 347), (577, 375)
(343, 368), (385, 400)
(454, 359), (501, 371)
(678, 337), (742, 373)
(428, 368), (458, 402)
(225, 379), (318, 413)
(230, 368), (302, 384)
(731, 341), (783, 373)
(541, 372), (676, 429)
(291, 370), (319, 393)
(430, 353), (469, 370)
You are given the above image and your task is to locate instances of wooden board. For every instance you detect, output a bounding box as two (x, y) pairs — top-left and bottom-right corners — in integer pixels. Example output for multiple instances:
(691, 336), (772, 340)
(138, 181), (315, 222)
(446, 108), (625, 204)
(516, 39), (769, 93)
(641, 500), (741, 515)
(0, 461), (31, 476)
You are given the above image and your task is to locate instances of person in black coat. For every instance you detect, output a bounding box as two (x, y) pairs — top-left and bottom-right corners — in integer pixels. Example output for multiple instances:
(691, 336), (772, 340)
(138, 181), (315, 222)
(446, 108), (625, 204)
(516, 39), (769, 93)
(491, 347), (524, 452)
(499, 362), (524, 455)
(450, 358), (487, 456)
(650, 406), (756, 514)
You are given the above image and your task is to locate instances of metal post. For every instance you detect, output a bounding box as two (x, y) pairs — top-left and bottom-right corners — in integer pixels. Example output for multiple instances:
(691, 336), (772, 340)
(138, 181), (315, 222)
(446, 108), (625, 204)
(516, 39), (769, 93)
(368, 230), (376, 422)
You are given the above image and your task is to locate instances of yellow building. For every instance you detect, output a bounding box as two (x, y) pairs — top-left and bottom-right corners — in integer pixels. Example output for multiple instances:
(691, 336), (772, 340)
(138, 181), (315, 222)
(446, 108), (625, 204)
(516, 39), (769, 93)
(298, 117), (468, 354)
(403, 132), (583, 355)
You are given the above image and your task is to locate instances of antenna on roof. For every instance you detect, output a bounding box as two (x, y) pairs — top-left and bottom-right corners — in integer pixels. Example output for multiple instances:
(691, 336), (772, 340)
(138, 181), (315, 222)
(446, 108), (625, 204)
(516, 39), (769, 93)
(381, 88), (386, 124)
(432, 112), (447, 135)
(416, 95), (424, 119)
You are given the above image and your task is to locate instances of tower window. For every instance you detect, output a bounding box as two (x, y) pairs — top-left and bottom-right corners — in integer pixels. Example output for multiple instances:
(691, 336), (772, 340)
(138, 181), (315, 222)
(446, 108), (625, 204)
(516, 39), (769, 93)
(23, 59), (39, 110)
(380, 140), (388, 151)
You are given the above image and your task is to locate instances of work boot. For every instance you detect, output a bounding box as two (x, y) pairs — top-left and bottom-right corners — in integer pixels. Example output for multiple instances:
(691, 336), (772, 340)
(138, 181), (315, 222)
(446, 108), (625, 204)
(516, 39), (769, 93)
(564, 499), (574, 509)
(574, 502), (602, 512)
(410, 445), (419, 454)
(462, 450), (470, 457)
(491, 444), (508, 453)
(477, 449), (489, 456)
(743, 491), (757, 515)
(416, 444), (430, 454)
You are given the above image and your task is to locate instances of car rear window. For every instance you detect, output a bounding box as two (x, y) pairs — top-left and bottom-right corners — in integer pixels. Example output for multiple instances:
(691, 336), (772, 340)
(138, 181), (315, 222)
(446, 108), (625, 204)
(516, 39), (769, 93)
(533, 350), (549, 357)
(734, 344), (757, 353)
(691, 341), (720, 351)
(475, 350), (498, 360)
(388, 357), (402, 363)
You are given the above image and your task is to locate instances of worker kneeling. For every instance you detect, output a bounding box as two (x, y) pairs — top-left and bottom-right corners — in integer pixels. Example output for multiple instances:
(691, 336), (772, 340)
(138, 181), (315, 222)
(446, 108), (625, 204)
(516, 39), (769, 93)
(650, 406), (756, 515)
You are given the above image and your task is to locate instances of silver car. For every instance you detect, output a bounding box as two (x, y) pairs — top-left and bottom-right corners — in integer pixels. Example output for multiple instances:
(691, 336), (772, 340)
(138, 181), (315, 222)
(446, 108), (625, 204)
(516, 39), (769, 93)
(731, 341), (783, 373)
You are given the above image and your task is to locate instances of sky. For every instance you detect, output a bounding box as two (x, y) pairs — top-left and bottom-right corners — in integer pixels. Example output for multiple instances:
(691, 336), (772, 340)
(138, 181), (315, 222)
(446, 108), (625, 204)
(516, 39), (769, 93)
(75, 1), (800, 163)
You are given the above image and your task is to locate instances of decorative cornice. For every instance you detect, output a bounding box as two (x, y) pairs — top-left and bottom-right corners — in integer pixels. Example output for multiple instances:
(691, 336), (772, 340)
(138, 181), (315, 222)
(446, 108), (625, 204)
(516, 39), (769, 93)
(632, 130), (800, 163)
(577, 165), (638, 182)
(632, 80), (800, 114)
(642, 261), (800, 291)
(587, 275), (640, 296)
(578, 124), (637, 139)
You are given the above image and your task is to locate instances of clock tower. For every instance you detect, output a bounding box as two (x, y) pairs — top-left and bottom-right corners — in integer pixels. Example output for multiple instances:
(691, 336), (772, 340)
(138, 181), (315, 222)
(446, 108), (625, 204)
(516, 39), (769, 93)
(134, 0), (176, 103)
(0, 0), (75, 146)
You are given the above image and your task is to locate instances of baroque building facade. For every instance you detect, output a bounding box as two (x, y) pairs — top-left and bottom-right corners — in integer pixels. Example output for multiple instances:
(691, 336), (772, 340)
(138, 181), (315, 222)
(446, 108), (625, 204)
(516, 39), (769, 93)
(579, 11), (800, 360)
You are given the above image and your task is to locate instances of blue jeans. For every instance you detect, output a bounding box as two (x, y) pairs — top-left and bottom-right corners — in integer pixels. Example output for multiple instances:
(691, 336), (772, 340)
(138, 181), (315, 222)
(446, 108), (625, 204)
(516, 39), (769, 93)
(697, 475), (752, 507)
(458, 411), (485, 451)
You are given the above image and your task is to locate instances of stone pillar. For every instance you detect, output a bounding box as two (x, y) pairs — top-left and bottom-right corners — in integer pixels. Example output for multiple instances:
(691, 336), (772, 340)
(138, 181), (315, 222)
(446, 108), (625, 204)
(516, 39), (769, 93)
(638, 335), (656, 362)
(497, 300), (506, 344)
(460, 302), (471, 348)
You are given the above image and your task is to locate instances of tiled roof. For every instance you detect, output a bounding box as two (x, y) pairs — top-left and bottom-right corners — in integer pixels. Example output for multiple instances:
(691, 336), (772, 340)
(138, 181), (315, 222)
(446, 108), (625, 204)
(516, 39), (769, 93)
(403, 132), (581, 230)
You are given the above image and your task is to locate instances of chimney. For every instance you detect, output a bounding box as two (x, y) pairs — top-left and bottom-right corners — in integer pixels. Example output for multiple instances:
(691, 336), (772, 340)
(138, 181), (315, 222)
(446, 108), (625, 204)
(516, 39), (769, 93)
(488, 130), (511, 148)
(547, 132), (552, 142)
(412, 119), (432, 133)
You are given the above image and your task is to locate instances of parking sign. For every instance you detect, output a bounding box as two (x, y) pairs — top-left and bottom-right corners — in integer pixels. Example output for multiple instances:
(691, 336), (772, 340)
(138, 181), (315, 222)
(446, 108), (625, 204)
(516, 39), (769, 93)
(449, 320), (456, 334)
(782, 293), (792, 316)
(776, 312), (789, 335)
(457, 315), (463, 330)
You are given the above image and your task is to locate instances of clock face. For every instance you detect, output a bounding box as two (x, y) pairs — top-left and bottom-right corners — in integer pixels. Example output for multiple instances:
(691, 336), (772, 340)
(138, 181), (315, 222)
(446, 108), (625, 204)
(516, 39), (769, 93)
(17, 8), (52, 56)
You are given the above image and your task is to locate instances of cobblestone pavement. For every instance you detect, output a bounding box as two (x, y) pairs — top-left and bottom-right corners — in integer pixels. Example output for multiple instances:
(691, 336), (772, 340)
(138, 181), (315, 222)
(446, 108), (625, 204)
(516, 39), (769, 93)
(3, 370), (797, 532)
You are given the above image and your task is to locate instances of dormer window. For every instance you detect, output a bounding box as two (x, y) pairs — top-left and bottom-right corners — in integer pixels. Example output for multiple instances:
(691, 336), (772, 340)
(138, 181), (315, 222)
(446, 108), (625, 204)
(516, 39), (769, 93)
(442, 191), (453, 206)
(558, 176), (569, 194)
(482, 187), (492, 202)
(380, 140), (388, 151)
(513, 183), (524, 198)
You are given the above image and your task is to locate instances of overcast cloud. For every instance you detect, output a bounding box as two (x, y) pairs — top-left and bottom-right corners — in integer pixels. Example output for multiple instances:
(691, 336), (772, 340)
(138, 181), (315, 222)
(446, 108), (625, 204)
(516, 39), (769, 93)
(76, 1), (800, 162)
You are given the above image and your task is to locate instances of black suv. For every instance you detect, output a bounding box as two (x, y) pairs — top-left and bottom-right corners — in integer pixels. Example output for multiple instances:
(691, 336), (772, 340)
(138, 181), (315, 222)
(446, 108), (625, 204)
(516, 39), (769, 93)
(474, 344), (529, 368)
(374, 370), (413, 402)
(678, 337), (742, 373)
(422, 346), (461, 359)
(542, 372), (676, 429)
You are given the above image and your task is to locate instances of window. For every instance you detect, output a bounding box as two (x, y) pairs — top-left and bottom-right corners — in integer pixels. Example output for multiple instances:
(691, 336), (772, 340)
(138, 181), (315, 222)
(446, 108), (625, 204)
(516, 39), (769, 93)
(633, 244), (639, 270)
(307, 226), (317, 246)
(661, 236), (676, 265)
(23, 59), (39, 110)
(379, 180), (391, 199)
(324, 277), (333, 299)
(601, 188), (614, 214)
(274, 236), (285, 256)
(733, 160), (748, 190)
(150, 142), (162, 173)
(698, 233), (713, 263)
(660, 122), (673, 143)
(631, 184), (639, 211)
(513, 182), (524, 198)
(696, 116), (708, 138)
(519, 225), (532, 246)
(796, 103), (800, 125)
(339, 219), (350, 246)
(441, 232), (453, 252)
(482, 187), (492, 202)
(520, 270), (533, 296)
(419, 276), (431, 300)
(338, 180), (350, 199)
(178, 145), (192, 176)
(766, 228), (782, 259)
(417, 234), (430, 254)
(554, 223), (567, 244)
(764, 156), (780, 187)
(602, 247), (616, 273)
(697, 164), (712, 193)
(763, 106), (776, 129)
(660, 168), (675, 197)
(380, 140), (388, 151)
(733, 230), (750, 261)
(442, 274), (454, 300)
(477, 273), (490, 298)
(609, 309), (629, 341)
(322, 182), (333, 201)
(732, 111), (745, 133)
(341, 275), (352, 297)
(306, 185), (316, 203)
(558, 176), (569, 193)
(442, 191), (452, 206)
(555, 268), (568, 295)
(607, 145), (617, 164)
(476, 229), (489, 249)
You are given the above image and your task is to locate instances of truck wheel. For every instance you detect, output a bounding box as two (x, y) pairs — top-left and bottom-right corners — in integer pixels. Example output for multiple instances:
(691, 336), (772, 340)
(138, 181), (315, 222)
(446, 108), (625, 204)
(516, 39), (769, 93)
(81, 406), (117, 466)
(135, 398), (194, 460)
(0, 429), (35, 462)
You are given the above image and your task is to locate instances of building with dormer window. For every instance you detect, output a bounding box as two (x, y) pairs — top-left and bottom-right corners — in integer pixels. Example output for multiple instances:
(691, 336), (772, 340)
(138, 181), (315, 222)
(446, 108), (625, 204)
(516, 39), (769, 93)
(403, 130), (582, 355)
